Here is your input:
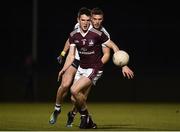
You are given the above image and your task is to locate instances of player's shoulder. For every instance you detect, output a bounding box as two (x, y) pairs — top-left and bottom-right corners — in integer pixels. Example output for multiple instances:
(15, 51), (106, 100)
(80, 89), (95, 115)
(70, 28), (78, 37)
(90, 28), (102, 36)
(100, 26), (110, 38)
(100, 26), (109, 34)
(90, 27), (110, 39)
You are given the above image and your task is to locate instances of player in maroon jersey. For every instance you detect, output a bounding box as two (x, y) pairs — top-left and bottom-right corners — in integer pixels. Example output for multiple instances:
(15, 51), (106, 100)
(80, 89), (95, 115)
(49, 9), (111, 128)
(59, 7), (110, 129)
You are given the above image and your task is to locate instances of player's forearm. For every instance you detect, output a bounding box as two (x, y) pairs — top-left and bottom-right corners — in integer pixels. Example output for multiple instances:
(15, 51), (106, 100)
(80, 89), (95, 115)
(60, 39), (70, 57)
(63, 39), (70, 52)
(106, 40), (120, 53)
(112, 44), (120, 53)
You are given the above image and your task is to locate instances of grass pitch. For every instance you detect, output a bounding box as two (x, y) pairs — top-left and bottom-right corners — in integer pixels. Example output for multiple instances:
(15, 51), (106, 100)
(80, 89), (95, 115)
(0, 102), (180, 131)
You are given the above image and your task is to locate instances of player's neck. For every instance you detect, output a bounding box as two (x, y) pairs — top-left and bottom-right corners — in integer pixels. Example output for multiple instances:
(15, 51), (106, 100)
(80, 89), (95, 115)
(80, 29), (88, 37)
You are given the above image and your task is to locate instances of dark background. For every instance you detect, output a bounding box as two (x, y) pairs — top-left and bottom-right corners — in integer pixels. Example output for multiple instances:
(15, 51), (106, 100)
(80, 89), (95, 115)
(1, 0), (180, 102)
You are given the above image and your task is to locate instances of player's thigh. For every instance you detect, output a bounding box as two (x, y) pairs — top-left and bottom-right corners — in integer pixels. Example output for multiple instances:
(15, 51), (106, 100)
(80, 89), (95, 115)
(71, 76), (92, 95)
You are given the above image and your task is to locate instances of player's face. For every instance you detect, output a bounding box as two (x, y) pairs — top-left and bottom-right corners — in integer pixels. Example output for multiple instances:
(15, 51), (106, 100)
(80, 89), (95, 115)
(91, 14), (103, 29)
(78, 14), (91, 33)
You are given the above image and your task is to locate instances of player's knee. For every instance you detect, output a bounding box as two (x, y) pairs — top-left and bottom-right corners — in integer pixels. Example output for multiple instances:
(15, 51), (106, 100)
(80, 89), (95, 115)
(61, 81), (71, 90)
(71, 88), (78, 97)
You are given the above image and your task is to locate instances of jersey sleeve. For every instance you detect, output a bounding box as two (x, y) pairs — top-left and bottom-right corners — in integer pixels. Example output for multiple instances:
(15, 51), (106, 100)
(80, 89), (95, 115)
(100, 32), (110, 46)
(101, 27), (110, 39)
(69, 36), (76, 47)
(69, 28), (77, 45)
(68, 34), (73, 44)
(68, 35), (76, 47)
(101, 44), (107, 47)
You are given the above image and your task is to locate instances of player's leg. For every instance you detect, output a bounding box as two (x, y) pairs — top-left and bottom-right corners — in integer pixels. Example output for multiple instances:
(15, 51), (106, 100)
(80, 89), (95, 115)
(71, 76), (91, 113)
(70, 76), (98, 128)
(66, 96), (78, 127)
(65, 64), (82, 127)
(73, 67), (103, 111)
(55, 59), (79, 106)
(76, 68), (102, 129)
(49, 65), (77, 124)
(56, 66), (77, 104)
(67, 67), (102, 128)
(66, 85), (90, 128)
(78, 85), (98, 129)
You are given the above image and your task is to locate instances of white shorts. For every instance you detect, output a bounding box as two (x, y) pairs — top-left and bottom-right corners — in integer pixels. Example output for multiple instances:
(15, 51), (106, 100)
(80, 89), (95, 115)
(74, 66), (103, 85)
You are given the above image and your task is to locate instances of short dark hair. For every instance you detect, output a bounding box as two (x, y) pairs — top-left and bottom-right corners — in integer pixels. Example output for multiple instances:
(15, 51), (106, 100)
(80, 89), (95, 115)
(91, 7), (104, 16)
(78, 7), (91, 18)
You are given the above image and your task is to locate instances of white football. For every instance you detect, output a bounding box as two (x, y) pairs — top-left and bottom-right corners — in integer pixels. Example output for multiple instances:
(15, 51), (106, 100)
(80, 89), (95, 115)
(112, 50), (129, 67)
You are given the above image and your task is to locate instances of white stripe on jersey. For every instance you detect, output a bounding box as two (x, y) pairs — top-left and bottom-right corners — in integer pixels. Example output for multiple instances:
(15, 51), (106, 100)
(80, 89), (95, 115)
(70, 43), (75, 46)
(100, 27), (110, 39)
(100, 27), (110, 47)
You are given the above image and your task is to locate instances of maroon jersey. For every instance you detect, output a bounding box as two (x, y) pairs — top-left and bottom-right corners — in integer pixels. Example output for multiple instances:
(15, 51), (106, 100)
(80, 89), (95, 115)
(69, 27), (109, 70)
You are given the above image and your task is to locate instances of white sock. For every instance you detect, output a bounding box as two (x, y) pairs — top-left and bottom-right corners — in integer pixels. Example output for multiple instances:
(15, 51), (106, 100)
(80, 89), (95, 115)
(55, 104), (61, 111)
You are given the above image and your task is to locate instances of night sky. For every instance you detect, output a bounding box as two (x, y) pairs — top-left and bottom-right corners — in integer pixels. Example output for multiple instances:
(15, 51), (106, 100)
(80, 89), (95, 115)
(1, 0), (180, 101)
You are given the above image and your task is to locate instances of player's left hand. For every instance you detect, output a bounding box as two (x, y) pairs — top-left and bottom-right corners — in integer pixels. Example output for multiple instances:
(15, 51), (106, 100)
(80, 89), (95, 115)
(122, 65), (134, 79)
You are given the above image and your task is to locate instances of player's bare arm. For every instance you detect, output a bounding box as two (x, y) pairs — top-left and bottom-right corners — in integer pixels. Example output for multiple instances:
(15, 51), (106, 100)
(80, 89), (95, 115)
(105, 40), (134, 79)
(101, 47), (110, 64)
(105, 40), (120, 53)
(58, 45), (75, 81)
(62, 39), (70, 54)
